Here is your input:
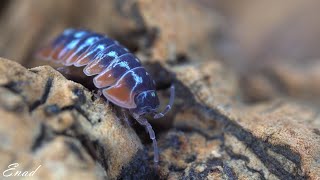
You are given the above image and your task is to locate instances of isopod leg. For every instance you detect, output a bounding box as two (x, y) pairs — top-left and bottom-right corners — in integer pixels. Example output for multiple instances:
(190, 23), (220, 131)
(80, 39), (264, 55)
(121, 109), (131, 126)
(93, 89), (103, 99)
(132, 113), (159, 166)
(154, 84), (175, 119)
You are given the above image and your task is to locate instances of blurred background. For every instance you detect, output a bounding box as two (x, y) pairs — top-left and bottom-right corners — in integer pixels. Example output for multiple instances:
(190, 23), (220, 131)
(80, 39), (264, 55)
(1, 0), (320, 104)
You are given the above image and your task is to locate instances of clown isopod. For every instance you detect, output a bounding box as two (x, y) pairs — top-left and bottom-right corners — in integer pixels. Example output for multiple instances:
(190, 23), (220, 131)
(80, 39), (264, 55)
(36, 28), (175, 165)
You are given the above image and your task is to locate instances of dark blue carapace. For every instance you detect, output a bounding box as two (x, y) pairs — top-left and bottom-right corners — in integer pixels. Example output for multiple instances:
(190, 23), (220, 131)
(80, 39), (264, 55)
(36, 28), (175, 165)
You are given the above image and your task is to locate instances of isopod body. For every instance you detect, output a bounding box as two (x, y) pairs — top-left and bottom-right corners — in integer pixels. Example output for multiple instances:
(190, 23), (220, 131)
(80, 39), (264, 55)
(36, 28), (175, 165)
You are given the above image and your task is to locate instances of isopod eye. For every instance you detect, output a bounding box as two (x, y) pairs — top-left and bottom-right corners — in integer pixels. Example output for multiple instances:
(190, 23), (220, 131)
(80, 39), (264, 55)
(134, 90), (159, 115)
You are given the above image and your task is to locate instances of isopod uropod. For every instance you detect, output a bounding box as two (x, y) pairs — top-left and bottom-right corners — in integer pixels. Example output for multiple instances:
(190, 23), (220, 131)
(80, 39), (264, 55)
(36, 28), (175, 165)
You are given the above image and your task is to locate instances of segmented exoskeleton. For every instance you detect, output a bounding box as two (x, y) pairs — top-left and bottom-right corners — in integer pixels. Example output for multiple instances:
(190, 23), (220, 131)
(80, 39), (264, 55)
(36, 29), (175, 165)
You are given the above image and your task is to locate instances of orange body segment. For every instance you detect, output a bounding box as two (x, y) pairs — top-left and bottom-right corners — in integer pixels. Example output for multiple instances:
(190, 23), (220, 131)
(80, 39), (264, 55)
(83, 59), (105, 75)
(51, 45), (65, 60)
(102, 78), (136, 109)
(74, 56), (91, 67)
(93, 70), (117, 88)
(36, 46), (53, 59)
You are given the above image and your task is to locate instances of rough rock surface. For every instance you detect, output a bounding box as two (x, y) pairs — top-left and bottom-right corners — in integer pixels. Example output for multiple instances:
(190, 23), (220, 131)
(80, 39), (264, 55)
(0, 1), (320, 180)
(163, 62), (320, 179)
(0, 58), (145, 179)
(1, 58), (319, 179)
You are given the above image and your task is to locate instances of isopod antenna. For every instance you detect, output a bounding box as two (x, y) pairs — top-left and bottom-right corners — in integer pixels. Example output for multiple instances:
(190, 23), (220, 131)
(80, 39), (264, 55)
(154, 84), (175, 119)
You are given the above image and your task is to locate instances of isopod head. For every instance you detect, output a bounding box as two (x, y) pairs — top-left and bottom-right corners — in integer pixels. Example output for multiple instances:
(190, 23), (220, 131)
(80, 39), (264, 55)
(133, 90), (160, 115)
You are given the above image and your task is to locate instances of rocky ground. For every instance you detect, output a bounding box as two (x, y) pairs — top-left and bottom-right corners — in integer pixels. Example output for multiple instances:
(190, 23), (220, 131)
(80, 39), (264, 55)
(0, 0), (319, 180)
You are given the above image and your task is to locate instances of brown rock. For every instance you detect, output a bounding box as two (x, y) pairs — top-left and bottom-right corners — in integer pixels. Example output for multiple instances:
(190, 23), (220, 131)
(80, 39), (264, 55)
(137, 0), (220, 62)
(154, 60), (320, 179)
(1, 57), (320, 179)
(0, 1), (319, 178)
(0, 58), (146, 179)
